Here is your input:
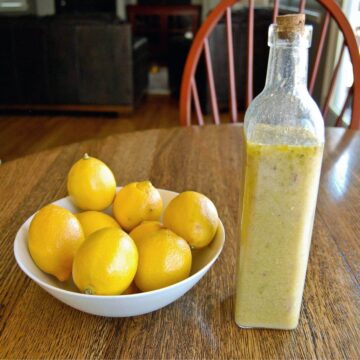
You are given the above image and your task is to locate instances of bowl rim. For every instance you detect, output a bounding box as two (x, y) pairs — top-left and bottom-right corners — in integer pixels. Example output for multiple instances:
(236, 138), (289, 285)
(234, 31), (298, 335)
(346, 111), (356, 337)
(14, 189), (225, 300)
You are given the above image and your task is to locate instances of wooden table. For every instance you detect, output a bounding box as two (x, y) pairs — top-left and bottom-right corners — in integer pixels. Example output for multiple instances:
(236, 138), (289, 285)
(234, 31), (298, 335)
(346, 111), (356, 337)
(0, 125), (359, 359)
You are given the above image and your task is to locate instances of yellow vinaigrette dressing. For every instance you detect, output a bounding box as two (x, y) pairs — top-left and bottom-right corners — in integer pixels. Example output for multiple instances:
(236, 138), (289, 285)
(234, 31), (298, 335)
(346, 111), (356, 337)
(235, 125), (323, 329)
(234, 14), (325, 330)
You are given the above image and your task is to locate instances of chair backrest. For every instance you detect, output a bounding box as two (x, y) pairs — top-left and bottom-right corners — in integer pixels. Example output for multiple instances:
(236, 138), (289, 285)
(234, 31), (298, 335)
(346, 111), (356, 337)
(179, 0), (360, 129)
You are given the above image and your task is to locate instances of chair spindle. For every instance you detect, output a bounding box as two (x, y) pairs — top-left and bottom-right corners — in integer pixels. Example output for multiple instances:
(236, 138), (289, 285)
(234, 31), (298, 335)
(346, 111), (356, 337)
(272, 0), (279, 23)
(309, 12), (330, 95)
(323, 42), (346, 120)
(226, 7), (238, 123)
(246, 0), (254, 107)
(299, 0), (306, 13)
(191, 78), (204, 126)
(204, 38), (220, 124)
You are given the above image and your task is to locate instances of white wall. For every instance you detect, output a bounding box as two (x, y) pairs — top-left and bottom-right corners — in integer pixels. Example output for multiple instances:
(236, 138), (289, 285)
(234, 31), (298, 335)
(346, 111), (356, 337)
(116, 0), (125, 18)
(117, 0), (136, 19)
(35, 0), (55, 15)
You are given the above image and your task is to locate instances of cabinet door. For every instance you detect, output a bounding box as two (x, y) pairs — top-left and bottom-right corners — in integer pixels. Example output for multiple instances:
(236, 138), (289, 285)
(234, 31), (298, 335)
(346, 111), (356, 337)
(76, 24), (133, 105)
(13, 20), (50, 104)
(47, 22), (79, 104)
(0, 21), (19, 104)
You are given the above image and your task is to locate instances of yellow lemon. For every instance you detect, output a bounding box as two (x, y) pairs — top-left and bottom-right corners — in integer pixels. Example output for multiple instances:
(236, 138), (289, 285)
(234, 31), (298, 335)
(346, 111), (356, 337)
(76, 211), (120, 237)
(122, 282), (140, 295)
(129, 221), (164, 244)
(72, 227), (138, 295)
(134, 229), (192, 292)
(28, 204), (85, 282)
(112, 181), (163, 232)
(163, 191), (219, 249)
(67, 153), (116, 211)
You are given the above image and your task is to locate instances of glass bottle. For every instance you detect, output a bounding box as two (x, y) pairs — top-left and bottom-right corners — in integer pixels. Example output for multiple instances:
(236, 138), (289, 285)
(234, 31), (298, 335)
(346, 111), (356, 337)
(235, 14), (324, 330)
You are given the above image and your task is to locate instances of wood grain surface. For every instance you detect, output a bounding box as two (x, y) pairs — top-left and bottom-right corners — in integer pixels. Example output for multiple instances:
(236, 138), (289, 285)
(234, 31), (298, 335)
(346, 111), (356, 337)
(0, 96), (238, 163)
(0, 96), (179, 162)
(0, 125), (359, 359)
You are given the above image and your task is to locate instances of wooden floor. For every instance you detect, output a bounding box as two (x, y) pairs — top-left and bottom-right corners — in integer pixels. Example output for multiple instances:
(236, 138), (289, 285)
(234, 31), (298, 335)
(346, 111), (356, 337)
(0, 96), (180, 162)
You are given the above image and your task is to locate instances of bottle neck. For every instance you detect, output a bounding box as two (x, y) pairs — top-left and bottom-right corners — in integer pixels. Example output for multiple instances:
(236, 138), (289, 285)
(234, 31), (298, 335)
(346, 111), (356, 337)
(265, 46), (308, 90)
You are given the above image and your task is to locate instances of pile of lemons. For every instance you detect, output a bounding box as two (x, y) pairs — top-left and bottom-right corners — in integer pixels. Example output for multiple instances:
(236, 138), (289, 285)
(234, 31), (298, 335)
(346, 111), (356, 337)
(28, 154), (219, 296)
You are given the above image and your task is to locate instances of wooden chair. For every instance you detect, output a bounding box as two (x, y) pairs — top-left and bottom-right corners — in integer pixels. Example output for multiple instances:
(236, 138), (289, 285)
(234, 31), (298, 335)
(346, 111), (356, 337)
(179, 0), (360, 129)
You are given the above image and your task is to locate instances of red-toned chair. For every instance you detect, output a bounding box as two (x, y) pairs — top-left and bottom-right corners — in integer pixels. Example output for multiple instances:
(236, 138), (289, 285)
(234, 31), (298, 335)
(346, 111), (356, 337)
(179, 0), (360, 129)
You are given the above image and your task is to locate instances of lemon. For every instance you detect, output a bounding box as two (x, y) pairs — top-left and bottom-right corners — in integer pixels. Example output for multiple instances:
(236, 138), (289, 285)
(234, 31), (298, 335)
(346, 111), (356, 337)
(134, 229), (192, 292)
(112, 181), (163, 232)
(28, 204), (85, 281)
(129, 221), (164, 244)
(76, 211), (120, 237)
(72, 227), (138, 295)
(67, 154), (116, 211)
(122, 282), (140, 295)
(163, 191), (219, 249)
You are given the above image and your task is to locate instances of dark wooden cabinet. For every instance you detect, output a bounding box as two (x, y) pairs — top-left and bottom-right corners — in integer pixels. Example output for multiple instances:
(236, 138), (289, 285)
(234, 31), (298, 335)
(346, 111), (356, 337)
(0, 15), (149, 113)
(127, 5), (201, 64)
(55, 0), (116, 14)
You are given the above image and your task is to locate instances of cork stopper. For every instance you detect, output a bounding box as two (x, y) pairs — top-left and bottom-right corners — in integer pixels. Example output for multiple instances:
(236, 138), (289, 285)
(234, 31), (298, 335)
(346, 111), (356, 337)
(276, 14), (305, 39)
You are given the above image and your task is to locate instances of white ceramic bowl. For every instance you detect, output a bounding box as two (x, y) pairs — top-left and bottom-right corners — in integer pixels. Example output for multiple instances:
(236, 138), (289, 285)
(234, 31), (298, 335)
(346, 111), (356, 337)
(14, 188), (225, 317)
